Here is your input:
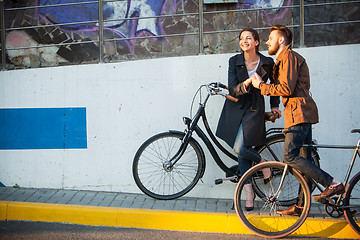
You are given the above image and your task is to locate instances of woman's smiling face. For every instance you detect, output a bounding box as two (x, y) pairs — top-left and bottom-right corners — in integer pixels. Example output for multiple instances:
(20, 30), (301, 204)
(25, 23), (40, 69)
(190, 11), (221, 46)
(239, 31), (259, 53)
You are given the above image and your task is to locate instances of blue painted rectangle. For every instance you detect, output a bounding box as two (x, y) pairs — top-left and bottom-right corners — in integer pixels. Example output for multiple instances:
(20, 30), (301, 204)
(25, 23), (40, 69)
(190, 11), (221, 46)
(0, 108), (87, 149)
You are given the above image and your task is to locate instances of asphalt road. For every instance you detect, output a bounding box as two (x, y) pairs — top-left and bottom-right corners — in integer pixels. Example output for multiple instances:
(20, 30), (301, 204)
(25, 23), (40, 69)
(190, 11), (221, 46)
(0, 221), (352, 240)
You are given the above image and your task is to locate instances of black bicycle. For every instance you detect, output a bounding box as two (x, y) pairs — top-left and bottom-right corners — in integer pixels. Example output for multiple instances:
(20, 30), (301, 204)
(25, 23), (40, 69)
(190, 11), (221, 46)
(132, 82), (319, 201)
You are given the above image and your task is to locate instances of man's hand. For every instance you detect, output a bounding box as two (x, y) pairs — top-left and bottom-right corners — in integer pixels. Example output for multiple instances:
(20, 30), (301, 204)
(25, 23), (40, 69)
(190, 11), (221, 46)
(251, 73), (264, 89)
(271, 107), (282, 118)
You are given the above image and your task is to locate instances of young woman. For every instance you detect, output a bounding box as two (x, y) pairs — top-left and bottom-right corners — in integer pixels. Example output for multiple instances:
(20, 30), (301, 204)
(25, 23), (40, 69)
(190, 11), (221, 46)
(216, 28), (281, 211)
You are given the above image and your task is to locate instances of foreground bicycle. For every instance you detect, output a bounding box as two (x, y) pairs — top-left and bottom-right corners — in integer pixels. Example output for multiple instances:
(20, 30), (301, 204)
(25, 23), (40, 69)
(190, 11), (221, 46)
(132, 82), (319, 202)
(234, 129), (360, 238)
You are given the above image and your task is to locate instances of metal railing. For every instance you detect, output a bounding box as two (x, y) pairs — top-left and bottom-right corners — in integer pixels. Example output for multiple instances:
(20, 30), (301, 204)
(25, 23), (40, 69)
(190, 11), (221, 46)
(1, 0), (360, 70)
(0, 0), (6, 70)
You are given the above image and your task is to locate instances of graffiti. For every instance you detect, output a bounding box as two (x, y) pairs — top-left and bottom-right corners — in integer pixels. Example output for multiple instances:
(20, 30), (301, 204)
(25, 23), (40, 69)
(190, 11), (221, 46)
(37, 0), (169, 35)
(5, 30), (68, 68)
(4, 0), (293, 68)
(34, 0), (181, 54)
(100, 0), (173, 53)
(237, 0), (290, 22)
(239, 0), (285, 10)
(103, 0), (165, 37)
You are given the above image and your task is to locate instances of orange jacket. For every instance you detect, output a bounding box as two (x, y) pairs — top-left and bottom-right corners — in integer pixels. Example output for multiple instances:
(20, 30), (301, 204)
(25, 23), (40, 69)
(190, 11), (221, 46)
(260, 45), (319, 128)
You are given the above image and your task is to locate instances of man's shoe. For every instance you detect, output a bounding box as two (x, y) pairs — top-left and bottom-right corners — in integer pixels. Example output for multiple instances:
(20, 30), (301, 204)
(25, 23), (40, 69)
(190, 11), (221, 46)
(312, 183), (345, 201)
(276, 204), (303, 216)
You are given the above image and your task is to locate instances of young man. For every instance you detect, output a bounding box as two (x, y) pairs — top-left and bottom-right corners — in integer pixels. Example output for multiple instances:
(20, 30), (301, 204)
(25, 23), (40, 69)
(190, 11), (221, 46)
(251, 25), (344, 216)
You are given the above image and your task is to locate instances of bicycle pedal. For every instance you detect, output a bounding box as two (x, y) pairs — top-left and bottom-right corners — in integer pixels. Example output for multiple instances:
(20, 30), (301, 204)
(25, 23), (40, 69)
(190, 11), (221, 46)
(215, 176), (238, 185)
(313, 196), (328, 204)
(215, 179), (223, 185)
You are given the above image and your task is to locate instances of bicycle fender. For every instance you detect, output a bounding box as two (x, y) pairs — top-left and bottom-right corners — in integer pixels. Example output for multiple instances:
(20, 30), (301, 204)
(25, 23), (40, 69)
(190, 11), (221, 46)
(168, 130), (206, 178)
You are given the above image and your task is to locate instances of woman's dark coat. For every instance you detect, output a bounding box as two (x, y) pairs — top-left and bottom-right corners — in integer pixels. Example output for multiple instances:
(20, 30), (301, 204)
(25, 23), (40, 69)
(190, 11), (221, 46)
(216, 53), (280, 148)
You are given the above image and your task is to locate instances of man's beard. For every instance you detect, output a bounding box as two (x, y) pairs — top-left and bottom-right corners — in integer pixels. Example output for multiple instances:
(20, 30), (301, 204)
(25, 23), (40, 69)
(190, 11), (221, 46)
(268, 43), (279, 55)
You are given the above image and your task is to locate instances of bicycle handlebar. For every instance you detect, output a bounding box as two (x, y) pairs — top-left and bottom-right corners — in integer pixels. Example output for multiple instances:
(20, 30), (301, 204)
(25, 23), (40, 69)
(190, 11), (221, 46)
(209, 82), (280, 122)
(209, 82), (238, 102)
(224, 94), (239, 102)
(216, 82), (228, 90)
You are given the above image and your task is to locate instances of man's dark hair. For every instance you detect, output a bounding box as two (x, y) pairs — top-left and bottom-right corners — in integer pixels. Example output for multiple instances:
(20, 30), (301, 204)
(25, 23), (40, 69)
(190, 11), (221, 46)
(239, 28), (260, 53)
(271, 25), (293, 47)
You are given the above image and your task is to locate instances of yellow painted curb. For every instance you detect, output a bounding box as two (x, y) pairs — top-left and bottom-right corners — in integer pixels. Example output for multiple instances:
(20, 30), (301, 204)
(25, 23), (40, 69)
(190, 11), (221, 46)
(0, 201), (7, 220)
(0, 201), (358, 239)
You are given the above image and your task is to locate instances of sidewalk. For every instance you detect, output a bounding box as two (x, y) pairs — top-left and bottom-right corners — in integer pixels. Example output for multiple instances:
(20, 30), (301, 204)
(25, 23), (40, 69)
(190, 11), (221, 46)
(0, 187), (358, 239)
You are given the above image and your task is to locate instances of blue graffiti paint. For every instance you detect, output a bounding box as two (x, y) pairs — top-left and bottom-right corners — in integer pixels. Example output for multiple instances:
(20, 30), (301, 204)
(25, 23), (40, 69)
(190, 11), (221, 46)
(37, 0), (169, 53)
(39, 0), (166, 32)
(0, 108), (87, 150)
(145, 0), (166, 15)
(39, 0), (101, 29)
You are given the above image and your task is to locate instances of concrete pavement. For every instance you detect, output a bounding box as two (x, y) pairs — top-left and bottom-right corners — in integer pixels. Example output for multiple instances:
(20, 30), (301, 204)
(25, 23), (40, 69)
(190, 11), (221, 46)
(0, 187), (359, 239)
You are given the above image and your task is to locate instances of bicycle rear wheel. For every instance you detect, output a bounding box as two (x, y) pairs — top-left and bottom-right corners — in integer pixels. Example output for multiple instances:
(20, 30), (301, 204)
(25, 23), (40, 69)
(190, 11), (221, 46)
(234, 162), (311, 238)
(132, 131), (204, 200)
(256, 134), (285, 162)
(256, 134), (320, 166)
(344, 171), (360, 235)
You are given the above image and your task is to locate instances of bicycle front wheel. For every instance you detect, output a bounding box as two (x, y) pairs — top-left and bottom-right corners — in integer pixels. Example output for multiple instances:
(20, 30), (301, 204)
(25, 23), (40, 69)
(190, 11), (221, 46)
(255, 134), (319, 206)
(132, 131), (204, 200)
(234, 162), (311, 238)
(344, 171), (360, 235)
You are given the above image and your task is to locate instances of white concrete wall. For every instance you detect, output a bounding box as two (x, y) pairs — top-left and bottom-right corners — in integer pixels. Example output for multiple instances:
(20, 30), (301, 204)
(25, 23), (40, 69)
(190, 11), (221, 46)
(1, 44), (359, 199)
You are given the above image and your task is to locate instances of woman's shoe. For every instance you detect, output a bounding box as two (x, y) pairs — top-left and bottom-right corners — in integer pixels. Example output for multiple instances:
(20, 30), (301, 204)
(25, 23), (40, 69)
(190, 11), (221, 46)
(260, 159), (271, 184)
(245, 183), (255, 211)
(263, 177), (271, 185)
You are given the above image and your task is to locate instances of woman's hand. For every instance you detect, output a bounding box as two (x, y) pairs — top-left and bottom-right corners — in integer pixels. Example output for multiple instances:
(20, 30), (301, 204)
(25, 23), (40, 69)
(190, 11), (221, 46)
(244, 78), (252, 88)
(251, 73), (264, 89)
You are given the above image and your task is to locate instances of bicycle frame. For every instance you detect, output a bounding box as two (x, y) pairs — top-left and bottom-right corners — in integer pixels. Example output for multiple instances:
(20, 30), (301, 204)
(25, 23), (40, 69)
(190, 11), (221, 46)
(166, 83), (290, 182)
(275, 135), (360, 212)
(304, 138), (360, 196)
(169, 83), (287, 179)
(171, 102), (237, 176)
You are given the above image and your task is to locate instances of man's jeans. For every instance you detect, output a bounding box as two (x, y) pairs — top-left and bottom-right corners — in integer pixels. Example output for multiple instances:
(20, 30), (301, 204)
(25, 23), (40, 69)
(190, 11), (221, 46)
(283, 123), (333, 205)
